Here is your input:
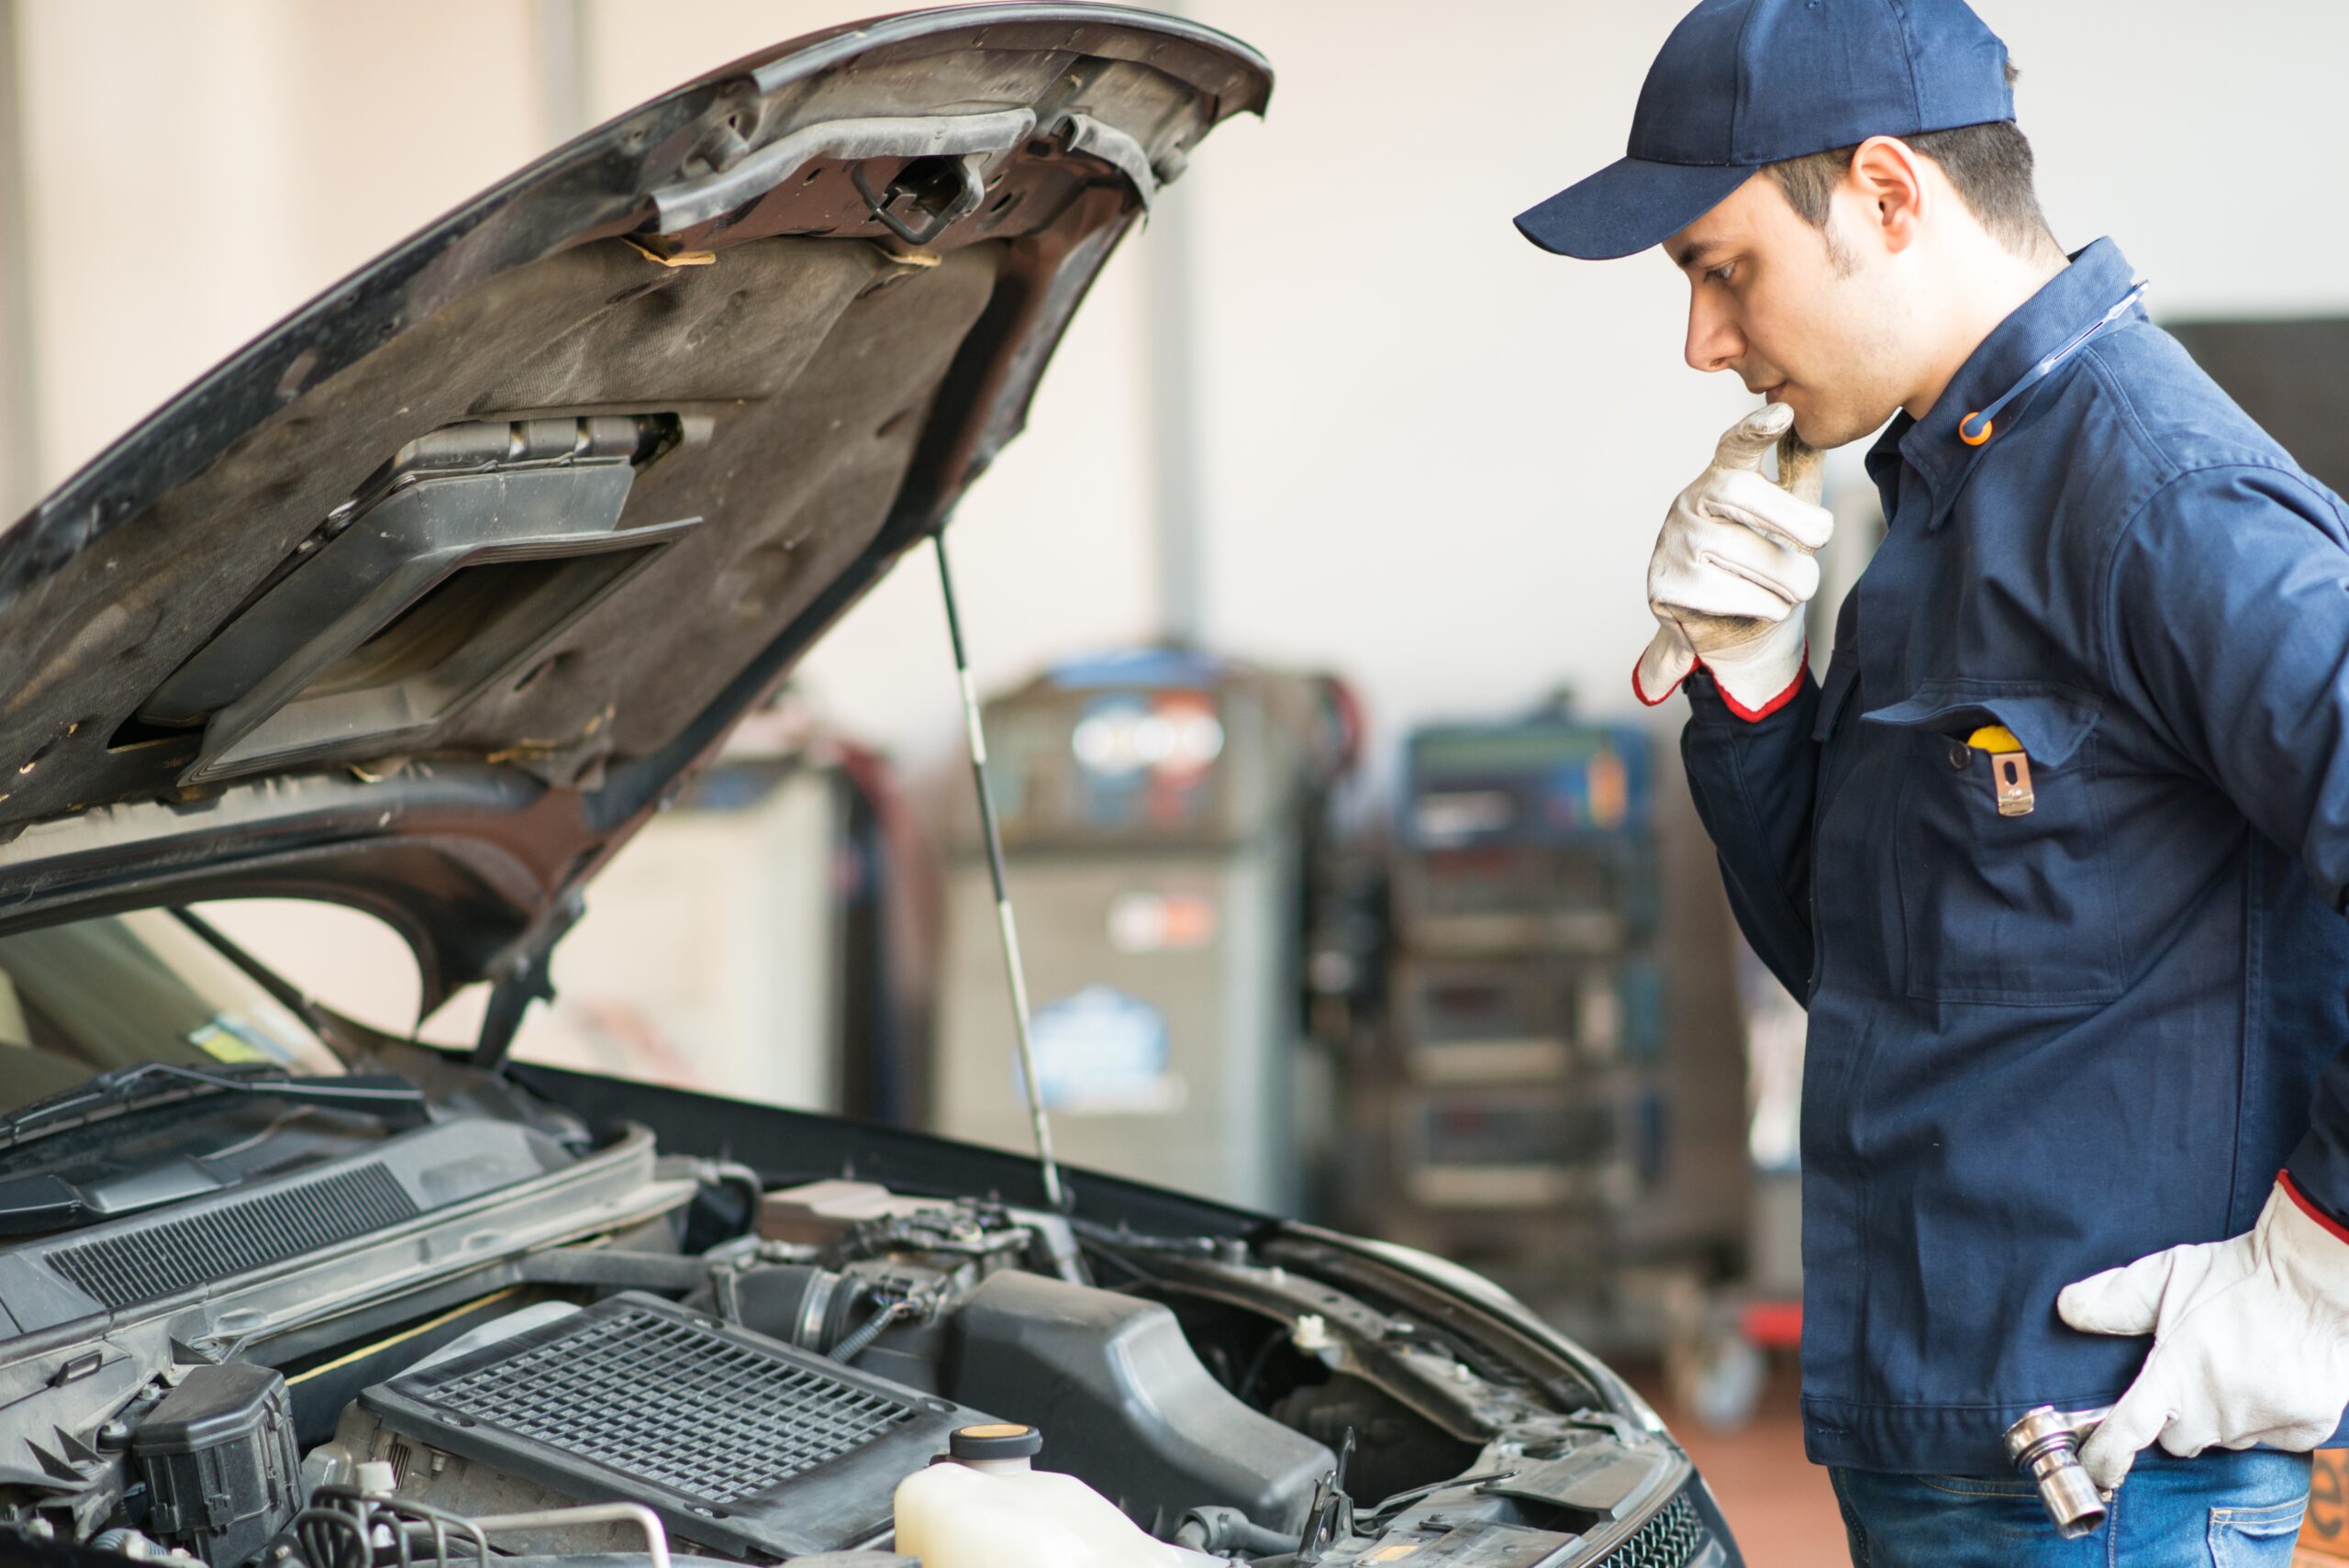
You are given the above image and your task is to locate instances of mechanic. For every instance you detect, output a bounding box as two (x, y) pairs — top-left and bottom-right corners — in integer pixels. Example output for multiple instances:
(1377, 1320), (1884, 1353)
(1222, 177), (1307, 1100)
(1513, 1), (2349, 1562)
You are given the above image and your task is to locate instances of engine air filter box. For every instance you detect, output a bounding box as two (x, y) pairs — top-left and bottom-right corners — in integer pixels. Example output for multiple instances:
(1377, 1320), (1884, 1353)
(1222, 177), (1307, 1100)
(943, 1269), (1335, 1534)
(132, 1362), (303, 1568)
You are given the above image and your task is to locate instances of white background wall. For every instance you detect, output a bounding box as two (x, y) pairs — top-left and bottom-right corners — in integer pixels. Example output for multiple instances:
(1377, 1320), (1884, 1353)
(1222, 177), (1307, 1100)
(6, 0), (2346, 783)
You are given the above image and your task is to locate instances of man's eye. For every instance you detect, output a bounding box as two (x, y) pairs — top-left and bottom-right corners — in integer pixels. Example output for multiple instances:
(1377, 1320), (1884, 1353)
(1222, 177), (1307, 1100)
(1708, 263), (1736, 284)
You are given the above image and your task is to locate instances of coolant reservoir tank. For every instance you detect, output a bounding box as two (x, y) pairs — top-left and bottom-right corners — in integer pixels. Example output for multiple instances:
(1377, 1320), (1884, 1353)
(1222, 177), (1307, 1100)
(894, 1423), (1188, 1568)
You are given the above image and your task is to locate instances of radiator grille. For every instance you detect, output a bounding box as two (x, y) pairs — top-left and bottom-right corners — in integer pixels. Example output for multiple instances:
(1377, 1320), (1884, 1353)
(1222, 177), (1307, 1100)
(1599, 1489), (1707, 1568)
(413, 1302), (916, 1503)
(50, 1162), (417, 1307)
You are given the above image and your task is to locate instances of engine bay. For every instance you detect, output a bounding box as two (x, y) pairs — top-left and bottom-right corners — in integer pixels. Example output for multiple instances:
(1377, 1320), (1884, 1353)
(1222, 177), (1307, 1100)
(0, 1105), (1715, 1568)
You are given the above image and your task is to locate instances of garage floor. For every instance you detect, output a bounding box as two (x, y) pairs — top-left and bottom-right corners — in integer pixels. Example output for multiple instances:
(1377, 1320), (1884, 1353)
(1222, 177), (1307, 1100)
(1633, 1361), (1848, 1568)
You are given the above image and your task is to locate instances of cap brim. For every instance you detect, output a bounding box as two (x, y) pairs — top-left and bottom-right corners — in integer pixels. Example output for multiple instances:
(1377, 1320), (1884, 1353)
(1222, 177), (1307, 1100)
(1514, 156), (1758, 260)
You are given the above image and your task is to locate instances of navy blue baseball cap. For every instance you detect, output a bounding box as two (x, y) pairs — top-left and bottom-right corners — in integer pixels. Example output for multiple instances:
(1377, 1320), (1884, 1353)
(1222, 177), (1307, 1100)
(1516, 0), (2014, 260)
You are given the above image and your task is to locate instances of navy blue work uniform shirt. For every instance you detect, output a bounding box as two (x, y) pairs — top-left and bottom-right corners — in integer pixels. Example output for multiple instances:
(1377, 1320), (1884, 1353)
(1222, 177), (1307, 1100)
(1678, 238), (2349, 1473)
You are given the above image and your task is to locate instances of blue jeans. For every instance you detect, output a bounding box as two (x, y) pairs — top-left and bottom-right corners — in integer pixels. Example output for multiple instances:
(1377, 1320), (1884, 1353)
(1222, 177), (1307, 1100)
(1830, 1450), (2310, 1566)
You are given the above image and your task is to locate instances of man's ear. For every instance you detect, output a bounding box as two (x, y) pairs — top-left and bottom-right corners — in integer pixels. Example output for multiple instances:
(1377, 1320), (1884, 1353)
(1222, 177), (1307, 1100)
(1846, 135), (1928, 254)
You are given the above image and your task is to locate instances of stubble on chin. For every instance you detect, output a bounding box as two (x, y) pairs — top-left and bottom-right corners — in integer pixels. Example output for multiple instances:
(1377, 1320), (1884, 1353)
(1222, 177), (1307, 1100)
(1792, 410), (1865, 450)
(1790, 387), (1904, 451)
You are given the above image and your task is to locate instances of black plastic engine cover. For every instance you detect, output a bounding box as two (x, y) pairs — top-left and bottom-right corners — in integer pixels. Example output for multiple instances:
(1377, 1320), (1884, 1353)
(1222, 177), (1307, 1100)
(941, 1270), (1335, 1534)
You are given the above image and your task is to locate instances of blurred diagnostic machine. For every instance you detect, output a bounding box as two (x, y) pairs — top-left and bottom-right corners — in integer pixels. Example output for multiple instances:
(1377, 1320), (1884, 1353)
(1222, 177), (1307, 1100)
(1365, 706), (1731, 1330)
(931, 651), (1354, 1214)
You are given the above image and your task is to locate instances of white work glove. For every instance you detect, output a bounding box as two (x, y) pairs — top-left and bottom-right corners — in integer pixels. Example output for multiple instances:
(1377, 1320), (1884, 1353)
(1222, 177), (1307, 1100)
(2058, 1177), (2349, 1491)
(1632, 403), (1833, 719)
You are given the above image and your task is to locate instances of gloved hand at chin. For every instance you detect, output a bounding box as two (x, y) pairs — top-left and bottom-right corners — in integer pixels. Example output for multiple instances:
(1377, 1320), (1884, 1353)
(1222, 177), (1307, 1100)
(1633, 402), (1834, 720)
(2058, 1176), (2349, 1492)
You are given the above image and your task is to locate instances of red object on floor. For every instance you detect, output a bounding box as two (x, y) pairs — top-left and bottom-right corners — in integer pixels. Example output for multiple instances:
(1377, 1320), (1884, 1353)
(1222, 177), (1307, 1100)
(1738, 1299), (1803, 1349)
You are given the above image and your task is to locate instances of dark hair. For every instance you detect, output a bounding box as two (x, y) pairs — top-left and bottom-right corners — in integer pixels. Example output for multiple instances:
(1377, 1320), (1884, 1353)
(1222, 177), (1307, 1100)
(1765, 68), (2060, 261)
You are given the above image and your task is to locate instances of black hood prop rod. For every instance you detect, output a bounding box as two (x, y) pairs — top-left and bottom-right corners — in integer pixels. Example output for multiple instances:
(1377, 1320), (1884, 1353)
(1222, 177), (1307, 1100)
(932, 530), (1066, 1212)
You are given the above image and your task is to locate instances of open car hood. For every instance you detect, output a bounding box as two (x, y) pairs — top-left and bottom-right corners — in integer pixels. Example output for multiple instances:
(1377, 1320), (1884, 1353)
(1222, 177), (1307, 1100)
(0, 6), (1267, 1039)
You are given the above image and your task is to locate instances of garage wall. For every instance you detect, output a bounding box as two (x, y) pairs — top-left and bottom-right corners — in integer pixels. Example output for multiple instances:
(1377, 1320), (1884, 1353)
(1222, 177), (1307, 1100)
(5, 1), (2345, 780)
(1163, 0), (2349, 754)
(10, 0), (553, 490)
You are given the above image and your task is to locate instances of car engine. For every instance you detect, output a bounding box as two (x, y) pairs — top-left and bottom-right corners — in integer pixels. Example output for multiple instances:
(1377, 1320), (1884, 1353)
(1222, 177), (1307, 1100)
(0, 1112), (1722, 1568)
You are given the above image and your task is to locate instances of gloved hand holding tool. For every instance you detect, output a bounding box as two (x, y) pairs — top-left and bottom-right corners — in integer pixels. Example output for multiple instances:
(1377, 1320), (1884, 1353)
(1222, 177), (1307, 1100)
(1633, 402), (1832, 719)
(2057, 1177), (2349, 1490)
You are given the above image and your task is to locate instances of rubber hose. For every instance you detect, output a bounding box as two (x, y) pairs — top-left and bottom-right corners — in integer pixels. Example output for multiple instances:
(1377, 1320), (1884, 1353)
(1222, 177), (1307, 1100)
(1174, 1505), (1299, 1557)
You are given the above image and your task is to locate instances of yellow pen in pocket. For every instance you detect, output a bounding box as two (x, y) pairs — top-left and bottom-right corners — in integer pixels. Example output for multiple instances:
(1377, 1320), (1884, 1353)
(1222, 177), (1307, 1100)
(1966, 725), (2034, 816)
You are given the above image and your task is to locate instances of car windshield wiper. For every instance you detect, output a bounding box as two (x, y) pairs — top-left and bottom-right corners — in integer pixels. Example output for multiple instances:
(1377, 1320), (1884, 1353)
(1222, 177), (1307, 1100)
(0, 1059), (429, 1155)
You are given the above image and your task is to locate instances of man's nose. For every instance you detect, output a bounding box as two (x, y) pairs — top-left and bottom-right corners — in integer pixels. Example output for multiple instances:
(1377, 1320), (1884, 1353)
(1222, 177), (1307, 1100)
(1685, 296), (1742, 374)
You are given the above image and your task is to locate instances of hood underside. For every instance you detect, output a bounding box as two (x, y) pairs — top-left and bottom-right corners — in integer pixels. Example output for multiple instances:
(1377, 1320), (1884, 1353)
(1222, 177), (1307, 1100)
(0, 6), (1267, 1025)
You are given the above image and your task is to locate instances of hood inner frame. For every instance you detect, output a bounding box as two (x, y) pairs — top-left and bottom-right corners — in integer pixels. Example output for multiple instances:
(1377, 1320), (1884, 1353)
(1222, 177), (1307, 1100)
(0, 6), (1270, 1020)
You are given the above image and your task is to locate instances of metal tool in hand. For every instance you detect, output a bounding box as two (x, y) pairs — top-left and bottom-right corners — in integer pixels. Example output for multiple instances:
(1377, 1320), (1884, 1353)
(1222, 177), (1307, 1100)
(2003, 1405), (2114, 1539)
(1776, 430), (1825, 507)
(1664, 428), (1826, 648)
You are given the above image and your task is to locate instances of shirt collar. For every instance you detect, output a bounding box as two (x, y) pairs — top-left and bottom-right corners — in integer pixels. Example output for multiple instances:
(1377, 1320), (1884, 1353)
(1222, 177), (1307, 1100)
(1864, 238), (2139, 530)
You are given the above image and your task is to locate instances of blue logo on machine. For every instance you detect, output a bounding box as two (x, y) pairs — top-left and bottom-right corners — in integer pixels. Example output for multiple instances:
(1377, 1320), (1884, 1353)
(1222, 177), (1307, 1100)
(1018, 985), (1185, 1114)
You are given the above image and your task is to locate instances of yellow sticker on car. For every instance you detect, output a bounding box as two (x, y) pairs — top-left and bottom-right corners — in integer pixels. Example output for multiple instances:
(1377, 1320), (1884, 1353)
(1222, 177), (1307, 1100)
(186, 1019), (273, 1064)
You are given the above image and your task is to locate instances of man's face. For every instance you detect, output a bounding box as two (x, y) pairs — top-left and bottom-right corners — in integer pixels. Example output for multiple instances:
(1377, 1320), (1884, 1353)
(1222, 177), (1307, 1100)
(1665, 172), (1915, 449)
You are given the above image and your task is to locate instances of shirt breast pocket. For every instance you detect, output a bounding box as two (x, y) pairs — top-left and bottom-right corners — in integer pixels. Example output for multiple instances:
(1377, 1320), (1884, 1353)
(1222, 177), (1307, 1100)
(1861, 682), (2124, 1006)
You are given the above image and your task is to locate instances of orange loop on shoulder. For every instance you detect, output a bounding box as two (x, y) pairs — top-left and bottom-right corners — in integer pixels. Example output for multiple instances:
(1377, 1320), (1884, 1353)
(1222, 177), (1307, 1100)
(1959, 412), (1994, 446)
